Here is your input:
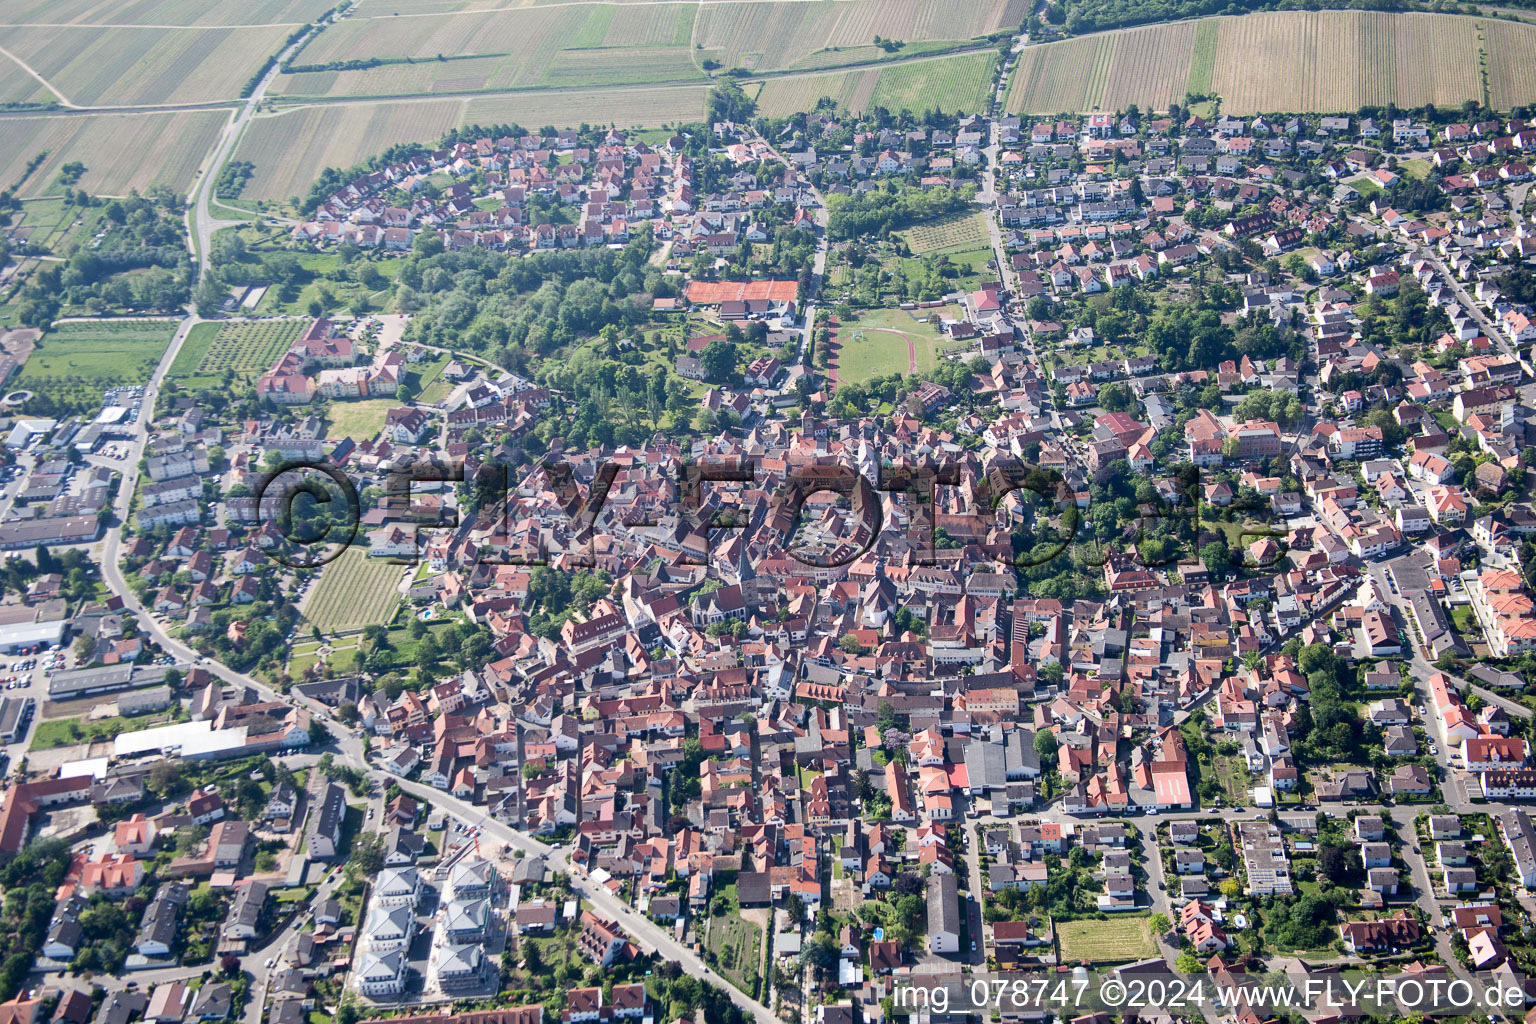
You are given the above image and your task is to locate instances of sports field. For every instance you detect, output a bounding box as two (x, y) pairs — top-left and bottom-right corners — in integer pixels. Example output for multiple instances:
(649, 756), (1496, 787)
(1056, 917), (1158, 964)
(1006, 10), (1505, 114)
(302, 546), (404, 634)
(15, 320), (176, 413)
(831, 307), (970, 385)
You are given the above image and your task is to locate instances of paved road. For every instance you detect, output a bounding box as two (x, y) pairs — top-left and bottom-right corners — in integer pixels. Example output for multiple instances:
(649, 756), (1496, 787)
(185, 28), (318, 277)
(380, 774), (781, 1024)
(1420, 248), (1510, 356)
(755, 132), (827, 370)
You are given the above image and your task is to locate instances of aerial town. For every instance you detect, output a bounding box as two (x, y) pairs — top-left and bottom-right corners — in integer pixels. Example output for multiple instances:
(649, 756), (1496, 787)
(7, 22), (1536, 1024)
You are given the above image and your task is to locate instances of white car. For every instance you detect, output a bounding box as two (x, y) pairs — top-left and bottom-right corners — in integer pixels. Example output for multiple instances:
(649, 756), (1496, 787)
(1429, 743), (1438, 755)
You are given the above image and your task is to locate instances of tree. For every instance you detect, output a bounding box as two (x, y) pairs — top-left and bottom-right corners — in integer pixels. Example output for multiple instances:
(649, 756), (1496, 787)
(1201, 539), (1230, 578)
(1149, 912), (1170, 936)
(1176, 951), (1202, 973)
(699, 339), (737, 383)
(148, 759), (187, 796)
(1316, 844), (1350, 881)
(1033, 730), (1059, 761)
(705, 80), (756, 124)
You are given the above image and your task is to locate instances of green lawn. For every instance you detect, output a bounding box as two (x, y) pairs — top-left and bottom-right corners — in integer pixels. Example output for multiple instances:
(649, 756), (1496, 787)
(302, 546), (404, 634)
(399, 353), (448, 401)
(1056, 916), (1157, 964)
(30, 713), (168, 750)
(325, 398), (396, 441)
(15, 320), (176, 414)
(831, 305), (976, 385)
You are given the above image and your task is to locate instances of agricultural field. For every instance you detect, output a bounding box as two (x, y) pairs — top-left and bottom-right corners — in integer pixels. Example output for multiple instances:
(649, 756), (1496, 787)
(1186, 17), (1218, 97)
(1056, 917), (1158, 964)
(0, 0), (334, 26)
(867, 51), (997, 115)
(290, 3), (602, 67)
(1006, 20), (1195, 114)
(693, 0), (1028, 73)
(0, 111), (226, 199)
(275, 0), (1022, 96)
(1210, 10), (1481, 114)
(14, 320), (176, 412)
(168, 318), (306, 388)
(0, 55), (52, 106)
(754, 69), (878, 118)
(463, 86), (709, 132)
(232, 100), (464, 202)
(1006, 10), (1491, 115)
(236, 85), (710, 200)
(755, 50), (992, 118)
(2, 25), (295, 106)
(1486, 19), (1536, 110)
(900, 210), (990, 255)
(302, 546), (405, 634)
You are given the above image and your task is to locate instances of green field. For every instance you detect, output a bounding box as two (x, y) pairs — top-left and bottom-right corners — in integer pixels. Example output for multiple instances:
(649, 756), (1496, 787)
(30, 713), (169, 751)
(1187, 17), (1219, 96)
(400, 353), (449, 402)
(831, 307), (972, 384)
(901, 211), (991, 255)
(10, 198), (109, 253)
(866, 51), (998, 115)
(325, 398), (396, 441)
(169, 318), (306, 388)
(302, 546), (403, 634)
(1056, 917), (1158, 964)
(15, 320), (176, 414)
(703, 885), (763, 999)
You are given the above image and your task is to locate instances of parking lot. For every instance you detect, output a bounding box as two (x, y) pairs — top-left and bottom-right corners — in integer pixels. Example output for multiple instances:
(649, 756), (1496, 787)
(0, 643), (74, 770)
